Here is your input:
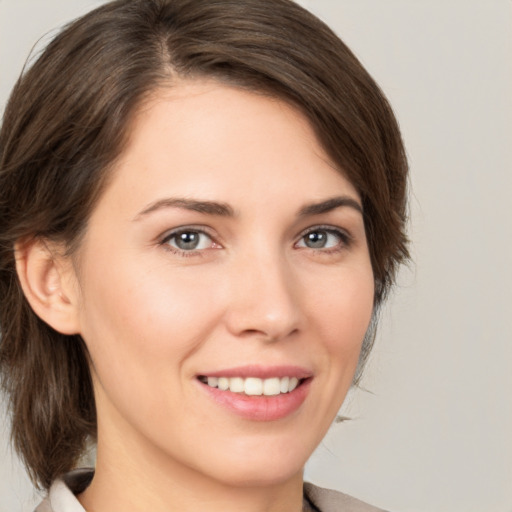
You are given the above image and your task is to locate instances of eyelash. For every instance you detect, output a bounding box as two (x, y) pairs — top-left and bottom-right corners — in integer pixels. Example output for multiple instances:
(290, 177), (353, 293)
(158, 225), (352, 257)
(159, 226), (217, 258)
(297, 225), (352, 254)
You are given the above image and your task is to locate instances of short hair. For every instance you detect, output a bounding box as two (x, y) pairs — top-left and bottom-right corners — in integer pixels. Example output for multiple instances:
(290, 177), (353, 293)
(0, 0), (408, 490)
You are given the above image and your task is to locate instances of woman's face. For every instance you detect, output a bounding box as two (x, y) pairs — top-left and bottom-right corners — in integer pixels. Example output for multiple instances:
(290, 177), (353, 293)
(71, 81), (374, 487)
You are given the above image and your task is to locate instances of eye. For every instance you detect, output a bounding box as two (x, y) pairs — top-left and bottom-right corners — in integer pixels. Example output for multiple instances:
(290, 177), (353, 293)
(162, 229), (216, 252)
(296, 227), (349, 251)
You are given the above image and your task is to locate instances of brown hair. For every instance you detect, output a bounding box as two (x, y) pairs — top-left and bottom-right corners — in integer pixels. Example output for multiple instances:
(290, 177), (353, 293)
(0, 0), (408, 490)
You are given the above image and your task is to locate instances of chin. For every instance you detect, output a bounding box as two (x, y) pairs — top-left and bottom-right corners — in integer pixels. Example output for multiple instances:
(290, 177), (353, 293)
(189, 436), (311, 489)
(211, 462), (304, 489)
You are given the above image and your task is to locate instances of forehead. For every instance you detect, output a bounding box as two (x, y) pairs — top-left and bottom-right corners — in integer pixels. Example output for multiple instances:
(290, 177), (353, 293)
(95, 80), (359, 216)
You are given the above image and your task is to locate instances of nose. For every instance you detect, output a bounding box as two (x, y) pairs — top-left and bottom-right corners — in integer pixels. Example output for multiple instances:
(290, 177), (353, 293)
(223, 249), (301, 343)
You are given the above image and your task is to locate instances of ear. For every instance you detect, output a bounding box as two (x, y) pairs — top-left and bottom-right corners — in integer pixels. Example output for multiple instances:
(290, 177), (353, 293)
(14, 238), (81, 335)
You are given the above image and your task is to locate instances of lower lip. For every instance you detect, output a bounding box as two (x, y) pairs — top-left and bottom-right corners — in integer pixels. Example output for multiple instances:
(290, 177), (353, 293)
(198, 379), (312, 421)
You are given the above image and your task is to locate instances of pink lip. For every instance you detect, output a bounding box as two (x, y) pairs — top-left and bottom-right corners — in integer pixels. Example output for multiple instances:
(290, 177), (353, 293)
(197, 365), (313, 380)
(196, 366), (313, 422)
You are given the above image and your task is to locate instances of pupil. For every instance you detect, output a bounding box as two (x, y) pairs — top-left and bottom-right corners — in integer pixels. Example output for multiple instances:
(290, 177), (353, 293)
(306, 231), (326, 248)
(176, 232), (199, 250)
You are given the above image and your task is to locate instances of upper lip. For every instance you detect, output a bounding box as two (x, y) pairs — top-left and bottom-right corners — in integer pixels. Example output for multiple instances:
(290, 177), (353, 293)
(196, 365), (313, 380)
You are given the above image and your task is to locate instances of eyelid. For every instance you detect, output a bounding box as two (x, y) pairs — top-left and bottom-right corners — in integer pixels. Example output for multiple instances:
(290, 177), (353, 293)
(160, 225), (213, 241)
(300, 224), (351, 237)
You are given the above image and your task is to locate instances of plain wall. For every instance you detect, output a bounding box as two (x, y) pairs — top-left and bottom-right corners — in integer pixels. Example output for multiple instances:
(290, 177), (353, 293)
(1, 1), (511, 511)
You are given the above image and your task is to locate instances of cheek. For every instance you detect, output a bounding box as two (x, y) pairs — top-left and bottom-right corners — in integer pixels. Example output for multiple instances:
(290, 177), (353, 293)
(76, 257), (222, 390)
(312, 265), (374, 346)
(76, 260), (228, 437)
(307, 262), (375, 391)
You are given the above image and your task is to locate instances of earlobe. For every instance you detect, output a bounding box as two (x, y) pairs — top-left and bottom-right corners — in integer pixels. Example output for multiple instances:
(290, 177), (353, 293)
(14, 238), (81, 335)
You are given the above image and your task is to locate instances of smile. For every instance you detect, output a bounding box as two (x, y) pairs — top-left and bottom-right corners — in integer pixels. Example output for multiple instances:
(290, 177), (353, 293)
(196, 366), (313, 421)
(198, 376), (300, 396)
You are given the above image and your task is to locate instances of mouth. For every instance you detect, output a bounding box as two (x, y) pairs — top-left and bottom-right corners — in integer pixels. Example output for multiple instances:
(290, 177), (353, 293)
(197, 375), (305, 396)
(195, 366), (313, 421)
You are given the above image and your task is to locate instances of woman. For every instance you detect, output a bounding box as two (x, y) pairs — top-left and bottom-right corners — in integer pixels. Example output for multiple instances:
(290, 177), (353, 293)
(0, 0), (408, 511)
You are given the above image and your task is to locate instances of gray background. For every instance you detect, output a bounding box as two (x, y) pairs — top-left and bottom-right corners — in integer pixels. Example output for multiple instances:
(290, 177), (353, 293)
(1, 1), (511, 511)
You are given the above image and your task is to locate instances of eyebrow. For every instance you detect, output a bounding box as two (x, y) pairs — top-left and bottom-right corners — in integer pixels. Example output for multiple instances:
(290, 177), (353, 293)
(298, 196), (363, 217)
(134, 194), (362, 221)
(134, 198), (235, 220)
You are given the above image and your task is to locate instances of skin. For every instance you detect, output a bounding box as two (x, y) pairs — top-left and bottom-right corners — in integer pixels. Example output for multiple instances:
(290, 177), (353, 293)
(40, 81), (375, 511)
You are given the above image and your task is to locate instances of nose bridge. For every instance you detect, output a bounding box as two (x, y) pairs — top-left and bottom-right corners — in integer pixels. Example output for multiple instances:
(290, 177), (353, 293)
(225, 241), (300, 341)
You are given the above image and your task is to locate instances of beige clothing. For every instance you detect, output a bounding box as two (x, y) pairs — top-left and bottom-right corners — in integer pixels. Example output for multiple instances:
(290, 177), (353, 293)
(35, 468), (387, 512)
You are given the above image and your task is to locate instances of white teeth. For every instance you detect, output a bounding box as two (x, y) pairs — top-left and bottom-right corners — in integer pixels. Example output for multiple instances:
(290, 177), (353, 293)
(203, 375), (303, 396)
(244, 377), (263, 396)
(263, 377), (281, 396)
(218, 377), (229, 391)
(229, 377), (244, 393)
